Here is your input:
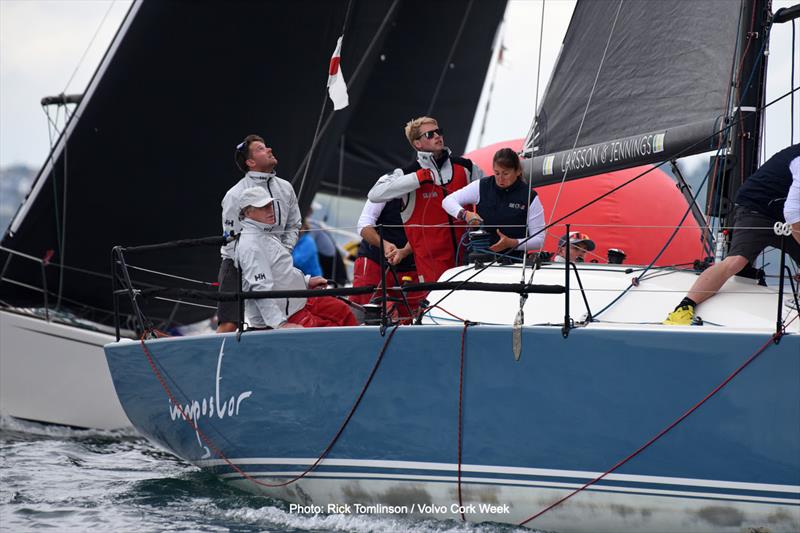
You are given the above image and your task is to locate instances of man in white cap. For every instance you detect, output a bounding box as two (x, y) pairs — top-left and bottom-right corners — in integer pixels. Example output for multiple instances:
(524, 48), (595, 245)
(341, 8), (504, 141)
(235, 187), (357, 330)
(553, 231), (596, 263)
(216, 134), (302, 333)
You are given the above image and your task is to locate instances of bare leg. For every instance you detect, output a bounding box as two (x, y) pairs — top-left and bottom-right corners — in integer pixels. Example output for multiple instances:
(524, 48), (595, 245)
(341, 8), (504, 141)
(216, 321), (237, 333)
(791, 221), (800, 246)
(686, 255), (749, 305)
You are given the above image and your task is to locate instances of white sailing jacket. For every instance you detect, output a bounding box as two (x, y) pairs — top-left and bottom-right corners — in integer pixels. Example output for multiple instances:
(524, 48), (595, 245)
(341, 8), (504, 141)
(367, 148), (484, 222)
(220, 171), (302, 259)
(235, 218), (309, 329)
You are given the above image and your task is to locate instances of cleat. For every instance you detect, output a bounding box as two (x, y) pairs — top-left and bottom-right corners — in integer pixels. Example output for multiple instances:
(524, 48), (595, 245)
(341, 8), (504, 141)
(663, 305), (695, 326)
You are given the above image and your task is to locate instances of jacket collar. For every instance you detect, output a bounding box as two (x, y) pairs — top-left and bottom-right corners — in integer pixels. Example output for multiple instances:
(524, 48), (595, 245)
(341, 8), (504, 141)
(241, 217), (277, 233)
(246, 170), (276, 180)
(416, 147), (451, 169)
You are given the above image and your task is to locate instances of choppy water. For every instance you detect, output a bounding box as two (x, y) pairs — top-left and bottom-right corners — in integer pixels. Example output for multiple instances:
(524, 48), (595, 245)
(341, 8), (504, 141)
(0, 417), (531, 532)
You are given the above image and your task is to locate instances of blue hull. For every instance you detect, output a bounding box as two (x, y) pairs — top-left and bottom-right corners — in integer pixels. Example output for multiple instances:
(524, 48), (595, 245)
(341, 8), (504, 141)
(105, 325), (800, 531)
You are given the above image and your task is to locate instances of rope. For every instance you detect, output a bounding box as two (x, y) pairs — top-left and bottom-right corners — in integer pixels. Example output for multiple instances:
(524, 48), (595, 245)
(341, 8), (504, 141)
(518, 327), (785, 527)
(792, 18), (797, 144)
(591, 143), (723, 318)
(138, 323), (399, 489)
(294, 0), (355, 204)
(293, 0), (402, 203)
(62, 0), (117, 93)
(425, 86), (800, 314)
(520, 0), (549, 287)
(544, 0), (624, 225)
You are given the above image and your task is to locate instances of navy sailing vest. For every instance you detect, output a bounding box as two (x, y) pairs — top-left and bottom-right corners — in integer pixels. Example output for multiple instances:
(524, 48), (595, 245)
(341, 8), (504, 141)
(735, 144), (800, 222)
(475, 176), (533, 247)
(356, 198), (416, 271)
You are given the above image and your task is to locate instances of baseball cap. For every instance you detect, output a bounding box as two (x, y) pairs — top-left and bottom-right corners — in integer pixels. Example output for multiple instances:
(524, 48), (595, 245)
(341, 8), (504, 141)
(238, 187), (274, 212)
(558, 231), (596, 251)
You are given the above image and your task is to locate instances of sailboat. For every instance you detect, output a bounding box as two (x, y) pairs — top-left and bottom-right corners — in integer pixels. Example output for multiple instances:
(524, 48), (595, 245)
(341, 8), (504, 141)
(0, 0), (505, 428)
(100, 0), (800, 530)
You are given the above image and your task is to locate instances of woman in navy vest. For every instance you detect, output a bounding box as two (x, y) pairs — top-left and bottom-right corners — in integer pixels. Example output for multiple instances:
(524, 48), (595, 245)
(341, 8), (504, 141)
(443, 148), (545, 256)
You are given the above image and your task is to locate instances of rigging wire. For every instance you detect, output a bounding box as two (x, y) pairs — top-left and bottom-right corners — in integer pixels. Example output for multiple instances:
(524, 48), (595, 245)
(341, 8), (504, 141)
(544, 0), (624, 227)
(422, 86), (800, 316)
(590, 145), (724, 319)
(793, 19), (797, 143)
(294, 0), (400, 206)
(520, 0), (548, 287)
(62, 0), (118, 94)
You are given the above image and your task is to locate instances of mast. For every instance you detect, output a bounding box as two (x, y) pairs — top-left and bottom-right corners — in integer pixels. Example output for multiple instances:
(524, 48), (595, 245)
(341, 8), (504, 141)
(720, 0), (771, 233)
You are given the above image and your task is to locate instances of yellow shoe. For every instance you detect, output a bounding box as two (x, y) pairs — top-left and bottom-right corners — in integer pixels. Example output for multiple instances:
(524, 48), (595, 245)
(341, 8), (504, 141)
(663, 305), (694, 325)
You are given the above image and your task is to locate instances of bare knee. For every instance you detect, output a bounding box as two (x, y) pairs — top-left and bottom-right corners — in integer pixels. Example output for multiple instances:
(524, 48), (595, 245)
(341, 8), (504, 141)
(721, 255), (749, 276)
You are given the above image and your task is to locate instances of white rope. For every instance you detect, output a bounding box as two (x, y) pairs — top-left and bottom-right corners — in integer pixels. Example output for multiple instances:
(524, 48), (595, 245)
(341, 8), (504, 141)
(521, 0), (548, 286)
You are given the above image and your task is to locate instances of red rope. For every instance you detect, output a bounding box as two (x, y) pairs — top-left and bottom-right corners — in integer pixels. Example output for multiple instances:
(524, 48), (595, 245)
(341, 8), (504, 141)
(518, 329), (783, 526)
(421, 303), (467, 323)
(456, 320), (470, 521)
(138, 324), (399, 488)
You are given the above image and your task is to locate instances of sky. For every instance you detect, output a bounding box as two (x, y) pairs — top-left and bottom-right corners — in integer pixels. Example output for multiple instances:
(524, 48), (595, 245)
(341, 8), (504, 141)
(0, 0), (797, 171)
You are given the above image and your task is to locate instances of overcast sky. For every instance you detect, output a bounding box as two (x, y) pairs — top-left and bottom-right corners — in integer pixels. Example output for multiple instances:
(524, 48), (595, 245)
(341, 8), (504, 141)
(0, 0), (797, 171)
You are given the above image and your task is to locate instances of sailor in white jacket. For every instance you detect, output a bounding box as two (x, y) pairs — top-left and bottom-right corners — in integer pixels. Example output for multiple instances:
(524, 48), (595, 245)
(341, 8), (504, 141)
(235, 187), (356, 330)
(217, 134), (302, 333)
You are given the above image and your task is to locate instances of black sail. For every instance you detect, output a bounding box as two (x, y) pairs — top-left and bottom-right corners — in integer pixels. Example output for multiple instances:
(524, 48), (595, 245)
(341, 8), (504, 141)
(0, 0), (506, 327)
(523, 0), (744, 184)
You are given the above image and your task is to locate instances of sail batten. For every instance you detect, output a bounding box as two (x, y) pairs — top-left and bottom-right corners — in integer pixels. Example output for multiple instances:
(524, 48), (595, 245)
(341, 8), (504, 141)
(523, 0), (743, 184)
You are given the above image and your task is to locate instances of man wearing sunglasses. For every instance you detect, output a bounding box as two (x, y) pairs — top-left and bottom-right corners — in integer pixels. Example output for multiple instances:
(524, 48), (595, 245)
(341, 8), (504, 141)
(367, 116), (484, 284)
(216, 134), (302, 333)
(553, 232), (596, 263)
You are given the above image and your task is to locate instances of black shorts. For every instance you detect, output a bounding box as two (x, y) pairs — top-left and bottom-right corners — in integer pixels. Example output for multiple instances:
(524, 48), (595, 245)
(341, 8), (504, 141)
(216, 258), (242, 324)
(727, 206), (800, 264)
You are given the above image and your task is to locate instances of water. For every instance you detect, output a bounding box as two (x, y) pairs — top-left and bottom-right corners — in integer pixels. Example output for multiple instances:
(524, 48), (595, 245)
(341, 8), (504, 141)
(0, 417), (531, 532)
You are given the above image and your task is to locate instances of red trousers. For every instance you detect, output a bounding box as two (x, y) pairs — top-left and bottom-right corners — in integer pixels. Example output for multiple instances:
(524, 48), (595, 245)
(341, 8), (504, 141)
(287, 296), (357, 327)
(349, 257), (425, 317)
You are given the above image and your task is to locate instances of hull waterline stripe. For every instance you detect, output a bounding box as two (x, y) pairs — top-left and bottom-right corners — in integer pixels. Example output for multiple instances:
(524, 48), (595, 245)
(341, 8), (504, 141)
(216, 470), (800, 506)
(196, 457), (798, 495)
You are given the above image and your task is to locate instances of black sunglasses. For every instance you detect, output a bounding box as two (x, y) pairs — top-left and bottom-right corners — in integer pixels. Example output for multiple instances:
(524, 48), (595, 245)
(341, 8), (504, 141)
(417, 128), (443, 140)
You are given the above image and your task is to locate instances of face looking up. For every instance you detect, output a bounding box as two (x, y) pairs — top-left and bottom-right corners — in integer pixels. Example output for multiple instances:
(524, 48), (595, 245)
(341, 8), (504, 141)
(246, 141), (278, 172)
(413, 123), (444, 154)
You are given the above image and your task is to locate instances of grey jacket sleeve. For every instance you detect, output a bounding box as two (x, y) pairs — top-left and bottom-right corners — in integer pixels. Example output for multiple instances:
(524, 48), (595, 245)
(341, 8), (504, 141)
(282, 186), (302, 251)
(221, 190), (238, 237)
(367, 169), (421, 202)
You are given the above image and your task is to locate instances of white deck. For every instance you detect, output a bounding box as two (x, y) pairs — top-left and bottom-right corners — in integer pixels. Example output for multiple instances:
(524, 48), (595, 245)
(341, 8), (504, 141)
(423, 263), (800, 334)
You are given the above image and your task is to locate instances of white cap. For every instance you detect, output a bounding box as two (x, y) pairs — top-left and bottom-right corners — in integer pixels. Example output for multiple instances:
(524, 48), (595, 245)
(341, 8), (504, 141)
(238, 187), (274, 212)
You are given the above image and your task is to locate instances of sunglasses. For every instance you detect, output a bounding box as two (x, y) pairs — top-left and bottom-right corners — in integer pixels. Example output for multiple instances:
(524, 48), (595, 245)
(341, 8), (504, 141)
(417, 128), (444, 140)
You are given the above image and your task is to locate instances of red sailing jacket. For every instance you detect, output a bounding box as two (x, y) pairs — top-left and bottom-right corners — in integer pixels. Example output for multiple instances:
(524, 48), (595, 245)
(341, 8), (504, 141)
(402, 158), (471, 283)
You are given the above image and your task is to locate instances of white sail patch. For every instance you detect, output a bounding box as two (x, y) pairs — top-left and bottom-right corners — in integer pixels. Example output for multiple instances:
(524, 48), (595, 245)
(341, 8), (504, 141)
(167, 339), (253, 456)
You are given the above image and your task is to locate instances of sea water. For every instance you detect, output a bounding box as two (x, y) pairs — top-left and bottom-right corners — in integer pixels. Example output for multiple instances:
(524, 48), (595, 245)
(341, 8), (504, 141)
(0, 417), (533, 532)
